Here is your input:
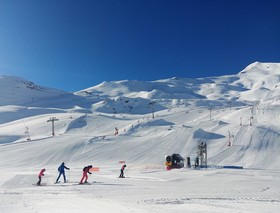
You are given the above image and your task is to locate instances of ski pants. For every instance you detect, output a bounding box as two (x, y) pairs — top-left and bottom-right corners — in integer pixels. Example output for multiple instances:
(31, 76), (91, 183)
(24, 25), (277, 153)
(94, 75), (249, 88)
(37, 176), (42, 185)
(56, 172), (66, 182)
(80, 171), (88, 183)
(119, 169), (124, 178)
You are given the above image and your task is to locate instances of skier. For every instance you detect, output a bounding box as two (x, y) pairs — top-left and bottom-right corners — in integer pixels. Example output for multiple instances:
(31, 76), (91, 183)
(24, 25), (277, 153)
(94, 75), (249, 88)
(119, 164), (126, 178)
(115, 127), (119, 135)
(55, 162), (70, 183)
(79, 165), (93, 184)
(37, 168), (46, 186)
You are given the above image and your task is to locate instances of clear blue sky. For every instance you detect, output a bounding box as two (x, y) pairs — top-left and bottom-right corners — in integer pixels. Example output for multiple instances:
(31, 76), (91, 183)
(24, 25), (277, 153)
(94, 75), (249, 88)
(0, 0), (279, 91)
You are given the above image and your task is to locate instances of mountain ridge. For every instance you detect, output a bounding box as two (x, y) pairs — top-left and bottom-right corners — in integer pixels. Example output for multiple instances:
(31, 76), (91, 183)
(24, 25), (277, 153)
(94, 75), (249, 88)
(0, 61), (280, 170)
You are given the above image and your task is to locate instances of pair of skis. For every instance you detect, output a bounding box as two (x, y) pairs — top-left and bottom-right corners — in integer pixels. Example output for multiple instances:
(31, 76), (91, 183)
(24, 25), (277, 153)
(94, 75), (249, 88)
(32, 183), (46, 186)
(33, 182), (94, 186)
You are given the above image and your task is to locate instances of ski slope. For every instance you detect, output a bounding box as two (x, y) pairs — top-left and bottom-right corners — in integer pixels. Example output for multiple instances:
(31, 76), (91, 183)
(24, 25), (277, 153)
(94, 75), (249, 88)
(0, 62), (280, 212)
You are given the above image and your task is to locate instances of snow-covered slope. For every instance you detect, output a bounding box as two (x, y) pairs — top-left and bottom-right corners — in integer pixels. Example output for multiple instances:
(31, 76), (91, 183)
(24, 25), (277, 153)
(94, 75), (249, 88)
(1, 62), (280, 213)
(76, 62), (280, 112)
(0, 76), (67, 106)
(0, 62), (280, 170)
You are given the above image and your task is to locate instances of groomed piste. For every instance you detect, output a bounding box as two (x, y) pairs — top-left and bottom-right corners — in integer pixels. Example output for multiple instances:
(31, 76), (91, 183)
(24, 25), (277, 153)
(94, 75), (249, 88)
(1, 62), (280, 212)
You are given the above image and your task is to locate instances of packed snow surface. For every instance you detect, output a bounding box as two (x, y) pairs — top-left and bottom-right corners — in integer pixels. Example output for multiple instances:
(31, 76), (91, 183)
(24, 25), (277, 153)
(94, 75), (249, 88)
(0, 62), (280, 212)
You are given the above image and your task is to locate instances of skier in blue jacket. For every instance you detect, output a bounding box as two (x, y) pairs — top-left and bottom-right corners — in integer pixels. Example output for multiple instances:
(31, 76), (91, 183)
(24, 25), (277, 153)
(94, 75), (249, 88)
(55, 162), (70, 183)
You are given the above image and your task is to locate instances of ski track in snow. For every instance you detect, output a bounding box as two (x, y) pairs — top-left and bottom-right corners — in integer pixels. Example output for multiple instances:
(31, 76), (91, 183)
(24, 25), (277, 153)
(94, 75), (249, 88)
(1, 63), (280, 212)
(1, 168), (280, 213)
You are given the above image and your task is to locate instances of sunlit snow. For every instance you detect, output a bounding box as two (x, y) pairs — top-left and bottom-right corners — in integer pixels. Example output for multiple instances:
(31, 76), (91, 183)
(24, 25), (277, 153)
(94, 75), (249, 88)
(0, 62), (280, 212)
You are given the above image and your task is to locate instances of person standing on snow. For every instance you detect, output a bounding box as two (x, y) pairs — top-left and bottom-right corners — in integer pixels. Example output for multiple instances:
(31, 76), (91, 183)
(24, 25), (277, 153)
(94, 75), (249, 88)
(119, 164), (126, 178)
(37, 168), (46, 185)
(55, 162), (70, 183)
(79, 165), (93, 184)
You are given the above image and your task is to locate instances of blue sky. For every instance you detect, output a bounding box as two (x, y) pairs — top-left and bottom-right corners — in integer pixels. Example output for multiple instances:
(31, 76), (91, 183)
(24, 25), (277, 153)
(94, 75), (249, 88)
(0, 0), (279, 91)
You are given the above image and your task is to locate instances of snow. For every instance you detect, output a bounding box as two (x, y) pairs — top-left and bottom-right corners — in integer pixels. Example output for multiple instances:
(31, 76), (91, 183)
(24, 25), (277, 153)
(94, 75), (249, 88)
(0, 62), (280, 212)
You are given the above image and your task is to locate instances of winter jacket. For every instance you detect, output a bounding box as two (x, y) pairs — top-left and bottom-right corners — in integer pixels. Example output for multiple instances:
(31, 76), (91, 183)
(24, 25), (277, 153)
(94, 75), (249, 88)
(121, 165), (126, 171)
(38, 169), (45, 177)
(58, 163), (69, 173)
(83, 166), (92, 174)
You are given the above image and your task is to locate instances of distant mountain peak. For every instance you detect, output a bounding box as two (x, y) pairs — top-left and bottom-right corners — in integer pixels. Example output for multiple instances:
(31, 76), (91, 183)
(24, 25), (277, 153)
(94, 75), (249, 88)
(0, 75), (68, 106)
(239, 61), (280, 75)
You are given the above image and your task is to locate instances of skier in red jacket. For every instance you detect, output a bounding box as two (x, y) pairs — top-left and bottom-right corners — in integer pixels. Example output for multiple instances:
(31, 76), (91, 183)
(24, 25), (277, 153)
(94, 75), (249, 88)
(79, 165), (92, 184)
(37, 169), (46, 185)
(119, 164), (126, 178)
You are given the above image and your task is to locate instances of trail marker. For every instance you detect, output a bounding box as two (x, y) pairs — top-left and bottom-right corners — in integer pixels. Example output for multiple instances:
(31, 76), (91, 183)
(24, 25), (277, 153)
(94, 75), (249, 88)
(90, 167), (100, 172)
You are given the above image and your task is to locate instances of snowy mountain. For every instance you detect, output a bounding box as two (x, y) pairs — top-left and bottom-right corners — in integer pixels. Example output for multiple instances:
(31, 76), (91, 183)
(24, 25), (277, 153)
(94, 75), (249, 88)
(0, 76), (67, 106)
(0, 62), (280, 169)
(77, 62), (280, 112)
(1, 62), (280, 213)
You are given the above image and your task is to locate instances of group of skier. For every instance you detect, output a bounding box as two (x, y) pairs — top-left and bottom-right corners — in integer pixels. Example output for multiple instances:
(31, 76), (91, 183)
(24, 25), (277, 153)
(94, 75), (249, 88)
(36, 162), (126, 186)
